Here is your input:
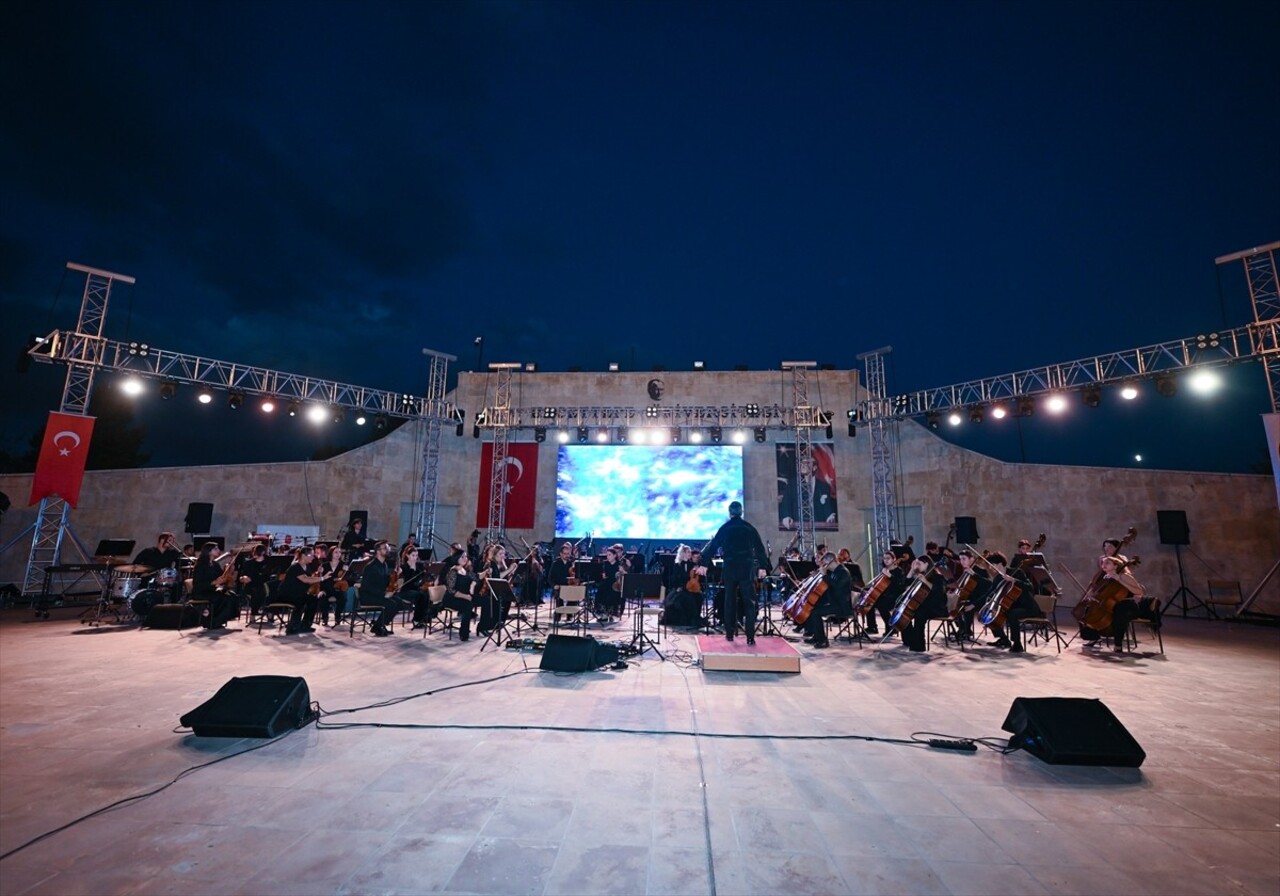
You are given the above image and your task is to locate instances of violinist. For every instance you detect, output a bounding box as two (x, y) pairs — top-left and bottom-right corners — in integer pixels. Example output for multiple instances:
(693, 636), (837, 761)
(663, 544), (703, 628)
(279, 546), (325, 635)
(547, 541), (576, 604)
(476, 544), (517, 636)
(238, 544), (272, 615)
(443, 551), (481, 641)
(190, 543), (236, 630)
(596, 544), (628, 621)
(802, 552), (854, 649)
(354, 541), (400, 637)
(984, 552), (1037, 653)
(1099, 556), (1154, 653)
(900, 555), (947, 652)
(399, 546), (433, 630)
(314, 544), (349, 627)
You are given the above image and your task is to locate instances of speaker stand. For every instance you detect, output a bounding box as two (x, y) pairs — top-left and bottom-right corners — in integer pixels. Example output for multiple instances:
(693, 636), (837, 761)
(1163, 544), (1212, 619)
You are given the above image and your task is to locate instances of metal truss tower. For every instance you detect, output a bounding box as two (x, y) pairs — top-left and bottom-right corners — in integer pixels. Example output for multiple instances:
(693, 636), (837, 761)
(1217, 240), (1280, 413)
(415, 348), (458, 547)
(781, 362), (819, 559)
(483, 363), (522, 546)
(21, 264), (136, 597)
(856, 346), (898, 557)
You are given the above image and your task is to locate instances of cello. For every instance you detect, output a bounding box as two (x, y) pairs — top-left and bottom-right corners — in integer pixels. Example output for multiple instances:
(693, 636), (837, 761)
(782, 571), (827, 625)
(1075, 556), (1142, 632)
(888, 559), (936, 632)
(1072, 527), (1137, 623)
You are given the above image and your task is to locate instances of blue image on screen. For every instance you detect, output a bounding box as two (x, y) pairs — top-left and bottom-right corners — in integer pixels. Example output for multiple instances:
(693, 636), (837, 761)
(555, 445), (744, 540)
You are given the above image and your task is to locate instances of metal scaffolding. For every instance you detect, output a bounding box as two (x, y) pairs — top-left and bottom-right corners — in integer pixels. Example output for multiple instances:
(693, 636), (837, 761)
(1217, 240), (1280, 413)
(781, 361), (819, 559)
(482, 363), (522, 546)
(414, 348), (458, 547)
(856, 346), (899, 558)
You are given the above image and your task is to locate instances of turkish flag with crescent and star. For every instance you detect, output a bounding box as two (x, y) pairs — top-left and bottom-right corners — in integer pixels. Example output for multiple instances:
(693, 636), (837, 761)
(475, 442), (538, 529)
(29, 412), (96, 509)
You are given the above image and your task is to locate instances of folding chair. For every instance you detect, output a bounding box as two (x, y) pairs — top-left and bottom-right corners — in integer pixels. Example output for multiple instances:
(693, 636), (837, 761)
(552, 584), (587, 634)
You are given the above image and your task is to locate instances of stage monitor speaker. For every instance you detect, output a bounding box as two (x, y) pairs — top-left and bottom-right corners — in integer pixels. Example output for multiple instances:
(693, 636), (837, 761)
(184, 502), (213, 534)
(540, 634), (616, 672)
(954, 516), (979, 544)
(144, 602), (201, 629)
(1157, 510), (1190, 546)
(180, 675), (314, 738)
(1002, 697), (1145, 767)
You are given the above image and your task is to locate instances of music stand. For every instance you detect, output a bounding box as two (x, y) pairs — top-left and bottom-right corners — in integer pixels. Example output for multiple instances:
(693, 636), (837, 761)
(94, 539), (135, 560)
(480, 578), (522, 651)
(755, 576), (786, 636)
(622, 573), (665, 659)
(785, 560), (817, 581)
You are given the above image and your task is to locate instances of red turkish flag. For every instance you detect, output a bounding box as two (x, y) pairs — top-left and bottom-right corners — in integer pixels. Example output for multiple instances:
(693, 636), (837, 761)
(29, 412), (96, 509)
(476, 442), (538, 530)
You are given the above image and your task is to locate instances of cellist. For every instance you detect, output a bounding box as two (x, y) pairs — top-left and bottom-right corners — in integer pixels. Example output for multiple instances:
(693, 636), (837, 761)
(801, 551), (854, 649)
(1078, 538), (1127, 644)
(1097, 556), (1154, 652)
(899, 555), (948, 652)
(983, 552), (1038, 653)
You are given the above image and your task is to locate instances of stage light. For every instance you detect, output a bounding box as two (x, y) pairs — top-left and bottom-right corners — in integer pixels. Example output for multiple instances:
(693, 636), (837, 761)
(306, 404), (327, 424)
(121, 376), (144, 396)
(946, 411), (963, 426)
(646, 406), (660, 419)
(847, 408), (857, 437)
(669, 427), (681, 443)
(690, 430), (703, 443)
(710, 426), (722, 443)
(260, 398), (276, 413)
(969, 405), (984, 423)
(926, 412), (941, 430)
(1134, 454), (1144, 463)
(534, 426), (546, 443)
(824, 413), (834, 439)
(557, 430), (570, 443)
(746, 403), (761, 417)
(991, 403), (1008, 420)
(650, 428), (668, 444)
(332, 406), (345, 424)
(543, 406), (557, 420)
(754, 427), (767, 443)
(355, 414), (367, 426)
(127, 341), (149, 357)
(632, 428), (648, 444)
(1017, 396), (1034, 417)
(1155, 373), (1177, 397)
(524, 362), (537, 372)
(732, 429), (747, 444)
(693, 360), (705, 370)
(1082, 385), (1102, 407)
(615, 426), (627, 444)
(577, 427), (589, 443)
(1195, 332), (1220, 349)
(287, 401), (299, 417)
(1187, 368), (1222, 395)
(228, 392), (245, 410)
(595, 429), (608, 443)
(159, 380), (177, 400)
(473, 411), (485, 439)
(454, 408), (465, 436)
(1119, 382), (1139, 400)
(1045, 394), (1067, 414)
(608, 362), (620, 372)
(375, 415), (388, 430)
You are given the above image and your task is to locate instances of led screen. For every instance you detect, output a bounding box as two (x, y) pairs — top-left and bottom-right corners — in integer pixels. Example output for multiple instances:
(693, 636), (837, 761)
(555, 445), (744, 540)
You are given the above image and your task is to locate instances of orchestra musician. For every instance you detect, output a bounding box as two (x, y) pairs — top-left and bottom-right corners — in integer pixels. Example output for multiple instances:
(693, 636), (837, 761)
(547, 541), (575, 603)
(802, 551), (854, 649)
(443, 551), (481, 641)
(1079, 538), (1126, 645)
(476, 543), (517, 636)
(279, 546), (326, 635)
(596, 544), (628, 621)
(951, 549), (992, 641)
(133, 532), (183, 597)
(238, 544), (272, 615)
(700, 501), (770, 644)
(340, 518), (371, 556)
(984, 552), (1037, 653)
(354, 541), (401, 637)
(1098, 555), (1156, 653)
(313, 544), (349, 627)
(190, 543), (236, 630)
(399, 546), (433, 630)
(662, 544), (703, 628)
(863, 549), (907, 636)
(900, 555), (948, 652)
(466, 530), (482, 566)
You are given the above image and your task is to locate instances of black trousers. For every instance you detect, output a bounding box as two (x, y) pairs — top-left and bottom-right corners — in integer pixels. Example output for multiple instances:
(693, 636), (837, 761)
(722, 576), (757, 637)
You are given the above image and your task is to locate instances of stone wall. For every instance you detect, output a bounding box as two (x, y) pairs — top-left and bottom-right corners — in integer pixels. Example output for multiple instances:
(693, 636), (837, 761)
(2, 367), (1276, 615)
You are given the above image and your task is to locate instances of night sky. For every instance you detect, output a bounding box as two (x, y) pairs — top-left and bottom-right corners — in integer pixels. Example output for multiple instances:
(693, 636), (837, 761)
(2, 1), (1277, 474)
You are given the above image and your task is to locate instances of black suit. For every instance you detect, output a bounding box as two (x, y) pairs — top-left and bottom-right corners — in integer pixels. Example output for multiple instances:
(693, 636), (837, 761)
(704, 515), (770, 639)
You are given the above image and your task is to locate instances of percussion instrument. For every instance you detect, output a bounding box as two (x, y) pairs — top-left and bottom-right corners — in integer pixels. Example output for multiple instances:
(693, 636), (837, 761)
(110, 575), (142, 602)
(130, 589), (164, 619)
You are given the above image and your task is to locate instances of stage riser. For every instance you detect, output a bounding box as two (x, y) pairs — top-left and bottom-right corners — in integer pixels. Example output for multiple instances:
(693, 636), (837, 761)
(696, 635), (802, 673)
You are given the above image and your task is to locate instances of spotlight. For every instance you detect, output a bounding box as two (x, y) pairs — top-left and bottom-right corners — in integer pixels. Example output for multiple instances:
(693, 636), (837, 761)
(1017, 396), (1034, 417)
(473, 411), (485, 439)
(1045, 394), (1067, 414)
(332, 406), (345, 424)
(991, 403), (1008, 420)
(754, 427), (767, 443)
(608, 362), (620, 372)
(746, 403), (761, 418)
(121, 376), (144, 396)
(824, 413), (834, 439)
(595, 429), (608, 443)
(732, 429), (747, 444)
(287, 401), (299, 417)
(689, 430), (703, 443)
(557, 430), (570, 443)
(159, 380), (177, 400)
(260, 398), (276, 413)
(669, 427), (681, 443)
(968, 405), (984, 423)
(543, 406), (557, 420)
(693, 360), (705, 370)
(926, 412), (941, 430)
(1187, 368), (1222, 395)
(577, 427), (589, 443)
(454, 408), (465, 436)
(306, 404), (327, 423)
(524, 362), (537, 372)
(847, 408), (857, 437)
(127, 341), (149, 357)
(534, 426), (547, 443)
(1082, 385), (1102, 408)
(1119, 382), (1139, 401)
(228, 392), (245, 410)
(375, 415), (388, 430)
(710, 426), (722, 443)
(946, 411), (963, 426)
(615, 426), (627, 444)
(1195, 332), (1220, 349)
(646, 406), (660, 419)
(355, 414), (367, 426)
(632, 428), (648, 444)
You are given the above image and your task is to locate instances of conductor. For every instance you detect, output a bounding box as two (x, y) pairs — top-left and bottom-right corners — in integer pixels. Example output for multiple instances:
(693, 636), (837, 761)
(699, 501), (770, 645)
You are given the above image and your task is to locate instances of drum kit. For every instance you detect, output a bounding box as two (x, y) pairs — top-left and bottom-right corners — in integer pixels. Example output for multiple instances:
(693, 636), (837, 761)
(95, 561), (191, 624)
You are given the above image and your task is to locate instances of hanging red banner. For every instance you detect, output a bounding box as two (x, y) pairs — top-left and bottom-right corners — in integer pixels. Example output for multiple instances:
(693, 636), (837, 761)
(29, 412), (96, 509)
(476, 442), (538, 530)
